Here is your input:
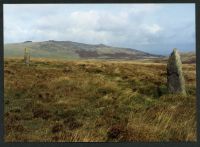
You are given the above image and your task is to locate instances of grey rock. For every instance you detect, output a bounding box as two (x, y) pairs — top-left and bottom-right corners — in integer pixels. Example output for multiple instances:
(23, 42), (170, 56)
(167, 48), (186, 95)
(24, 48), (30, 66)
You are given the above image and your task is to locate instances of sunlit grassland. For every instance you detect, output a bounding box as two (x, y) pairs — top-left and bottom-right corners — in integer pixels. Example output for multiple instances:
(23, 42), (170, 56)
(4, 58), (196, 142)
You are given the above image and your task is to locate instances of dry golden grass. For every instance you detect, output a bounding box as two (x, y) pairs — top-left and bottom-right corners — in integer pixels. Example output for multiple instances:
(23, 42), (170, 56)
(4, 57), (196, 142)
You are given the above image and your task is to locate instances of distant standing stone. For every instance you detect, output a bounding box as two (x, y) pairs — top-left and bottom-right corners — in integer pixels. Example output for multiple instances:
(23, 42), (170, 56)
(167, 48), (186, 95)
(24, 48), (30, 66)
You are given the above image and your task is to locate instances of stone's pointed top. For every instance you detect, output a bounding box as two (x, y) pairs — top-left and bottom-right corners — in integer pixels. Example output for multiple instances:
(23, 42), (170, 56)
(170, 48), (180, 58)
(173, 48), (178, 52)
(172, 48), (179, 55)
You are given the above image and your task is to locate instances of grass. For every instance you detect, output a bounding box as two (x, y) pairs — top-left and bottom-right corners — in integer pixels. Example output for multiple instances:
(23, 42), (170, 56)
(4, 58), (196, 142)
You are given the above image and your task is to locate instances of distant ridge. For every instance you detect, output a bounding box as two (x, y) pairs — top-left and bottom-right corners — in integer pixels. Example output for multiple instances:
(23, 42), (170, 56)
(4, 40), (164, 60)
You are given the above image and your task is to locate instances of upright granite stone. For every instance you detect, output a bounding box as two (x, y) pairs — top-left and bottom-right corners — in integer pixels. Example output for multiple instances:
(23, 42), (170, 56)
(167, 48), (186, 95)
(24, 48), (30, 66)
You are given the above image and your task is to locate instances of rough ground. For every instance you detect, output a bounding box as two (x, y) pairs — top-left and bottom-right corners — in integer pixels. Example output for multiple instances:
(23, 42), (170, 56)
(4, 58), (196, 142)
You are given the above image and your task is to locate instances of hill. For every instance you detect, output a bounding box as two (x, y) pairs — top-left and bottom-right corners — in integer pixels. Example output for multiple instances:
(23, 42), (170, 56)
(4, 40), (163, 60)
(143, 52), (196, 64)
(180, 52), (196, 64)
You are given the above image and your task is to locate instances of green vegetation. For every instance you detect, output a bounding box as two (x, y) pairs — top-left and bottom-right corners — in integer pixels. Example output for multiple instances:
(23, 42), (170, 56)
(4, 58), (196, 142)
(4, 41), (160, 60)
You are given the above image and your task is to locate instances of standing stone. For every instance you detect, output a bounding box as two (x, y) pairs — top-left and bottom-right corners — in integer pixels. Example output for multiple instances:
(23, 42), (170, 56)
(167, 48), (186, 95)
(24, 48), (30, 66)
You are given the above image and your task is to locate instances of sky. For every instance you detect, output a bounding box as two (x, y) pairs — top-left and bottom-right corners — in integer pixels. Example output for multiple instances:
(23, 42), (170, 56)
(4, 4), (195, 55)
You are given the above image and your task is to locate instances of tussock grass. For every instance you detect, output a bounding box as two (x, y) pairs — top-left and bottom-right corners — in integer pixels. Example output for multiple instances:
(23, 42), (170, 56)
(4, 58), (196, 142)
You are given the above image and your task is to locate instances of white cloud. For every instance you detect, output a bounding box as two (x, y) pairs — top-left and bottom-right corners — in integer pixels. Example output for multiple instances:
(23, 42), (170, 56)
(129, 4), (162, 14)
(3, 4), (195, 54)
(142, 24), (162, 34)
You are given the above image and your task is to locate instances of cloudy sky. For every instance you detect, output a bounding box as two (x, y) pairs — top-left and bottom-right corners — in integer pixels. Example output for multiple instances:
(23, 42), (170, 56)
(4, 4), (195, 55)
